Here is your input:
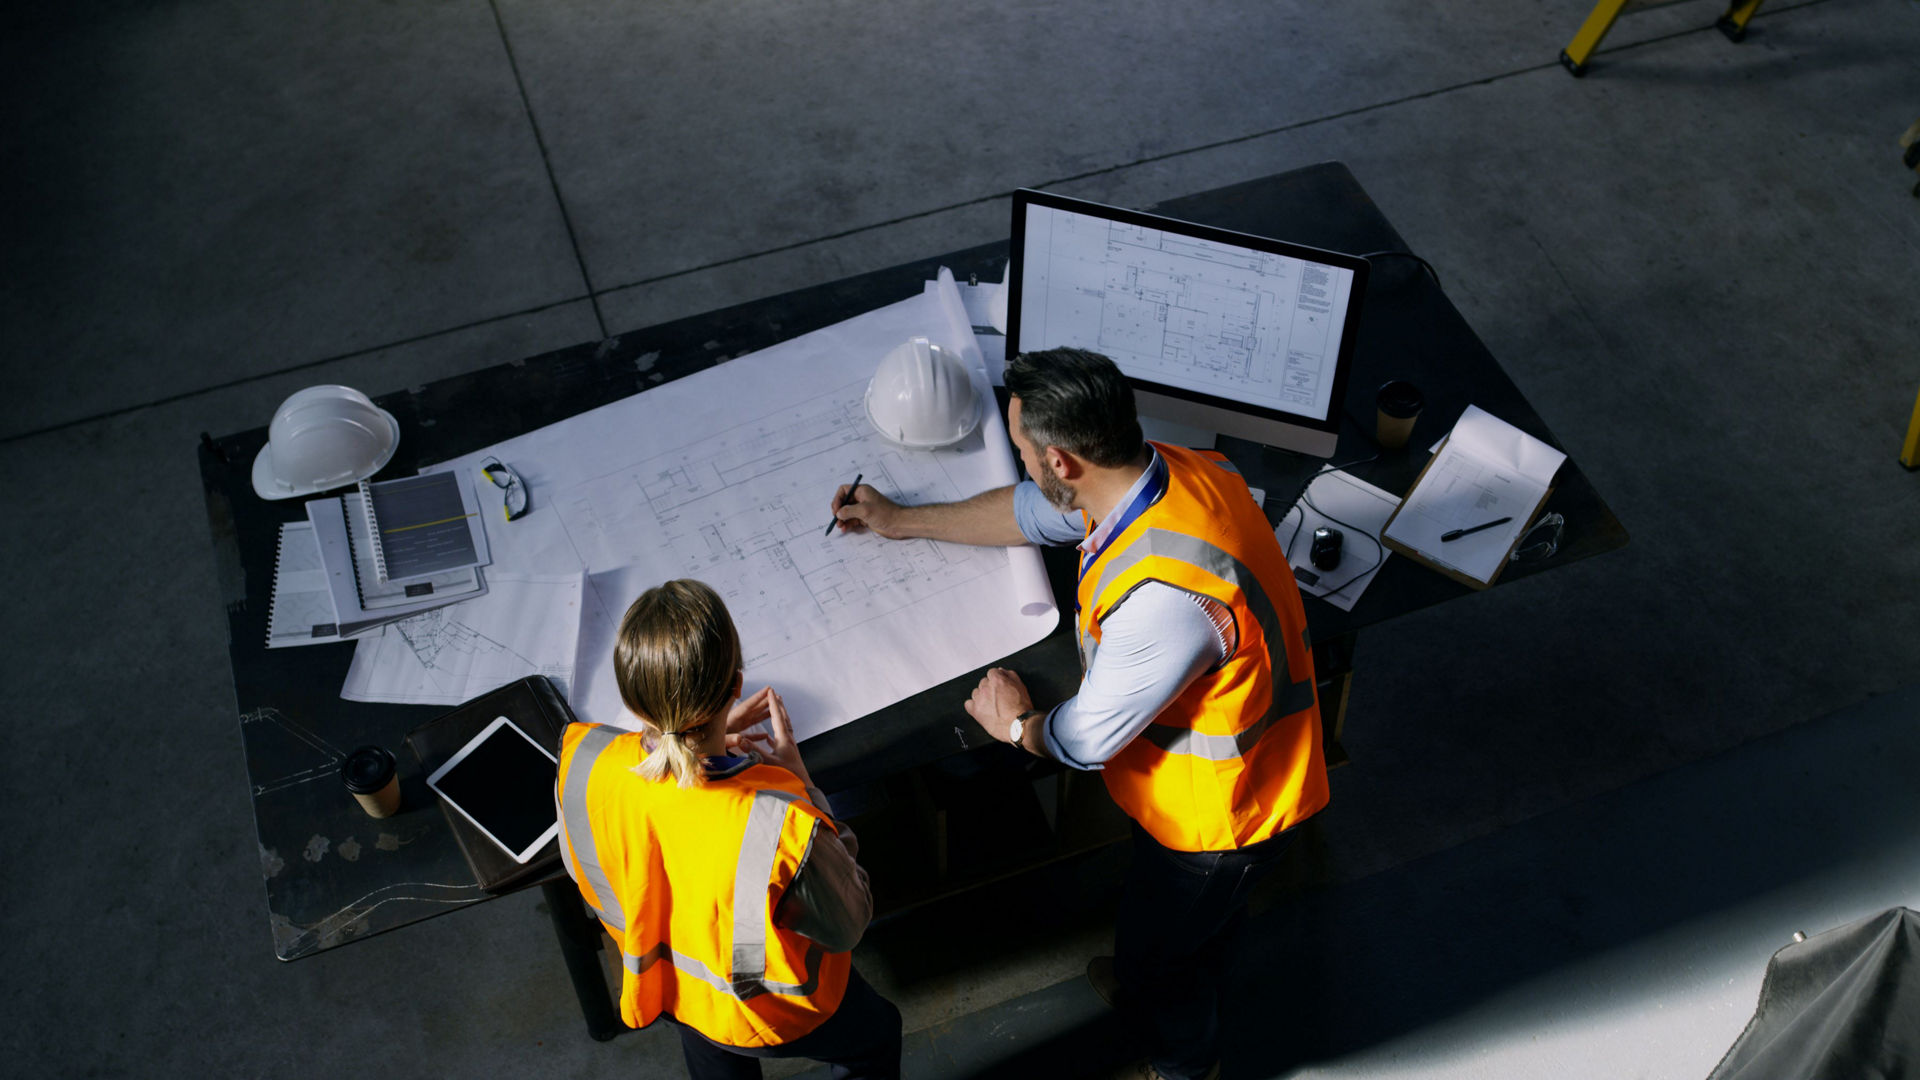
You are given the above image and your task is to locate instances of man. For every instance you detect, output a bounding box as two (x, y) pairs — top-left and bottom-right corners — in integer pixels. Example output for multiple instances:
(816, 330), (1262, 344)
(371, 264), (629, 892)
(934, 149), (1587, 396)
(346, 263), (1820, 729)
(832, 347), (1329, 1080)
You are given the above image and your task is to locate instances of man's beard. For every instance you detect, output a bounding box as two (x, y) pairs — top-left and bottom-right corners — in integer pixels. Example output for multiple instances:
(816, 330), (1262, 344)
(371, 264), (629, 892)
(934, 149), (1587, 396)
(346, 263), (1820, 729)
(1035, 455), (1076, 512)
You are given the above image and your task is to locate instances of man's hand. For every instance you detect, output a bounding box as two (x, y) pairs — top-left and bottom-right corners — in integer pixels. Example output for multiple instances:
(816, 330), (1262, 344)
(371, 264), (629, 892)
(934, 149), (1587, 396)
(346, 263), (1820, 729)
(964, 667), (1035, 745)
(831, 483), (909, 539)
(730, 689), (813, 789)
(829, 483), (1026, 547)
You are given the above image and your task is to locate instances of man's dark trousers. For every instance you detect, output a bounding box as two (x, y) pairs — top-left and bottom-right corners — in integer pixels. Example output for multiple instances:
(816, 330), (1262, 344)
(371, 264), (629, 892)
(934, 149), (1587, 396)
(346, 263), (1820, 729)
(675, 968), (903, 1080)
(1116, 820), (1300, 1080)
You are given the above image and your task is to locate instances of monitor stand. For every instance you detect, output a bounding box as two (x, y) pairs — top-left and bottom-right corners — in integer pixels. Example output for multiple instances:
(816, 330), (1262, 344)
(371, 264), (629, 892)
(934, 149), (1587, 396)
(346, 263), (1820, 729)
(1139, 415), (1220, 450)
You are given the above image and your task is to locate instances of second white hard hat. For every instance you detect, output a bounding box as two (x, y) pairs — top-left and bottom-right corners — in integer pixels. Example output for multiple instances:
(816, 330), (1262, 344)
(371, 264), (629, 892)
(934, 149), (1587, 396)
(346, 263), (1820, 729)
(250, 384), (400, 500)
(864, 337), (981, 450)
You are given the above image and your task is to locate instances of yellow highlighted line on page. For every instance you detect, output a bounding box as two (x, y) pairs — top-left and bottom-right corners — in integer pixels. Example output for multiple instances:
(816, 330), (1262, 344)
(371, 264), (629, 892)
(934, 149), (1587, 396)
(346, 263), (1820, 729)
(382, 512), (476, 535)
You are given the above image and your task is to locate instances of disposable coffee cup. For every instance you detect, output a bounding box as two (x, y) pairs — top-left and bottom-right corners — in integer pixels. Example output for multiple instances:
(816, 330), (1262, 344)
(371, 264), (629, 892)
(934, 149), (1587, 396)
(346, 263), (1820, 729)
(1375, 380), (1424, 450)
(342, 745), (401, 819)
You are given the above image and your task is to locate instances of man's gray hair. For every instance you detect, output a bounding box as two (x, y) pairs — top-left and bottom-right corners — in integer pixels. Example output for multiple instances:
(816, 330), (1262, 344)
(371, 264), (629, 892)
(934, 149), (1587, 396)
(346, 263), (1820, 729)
(1003, 348), (1144, 467)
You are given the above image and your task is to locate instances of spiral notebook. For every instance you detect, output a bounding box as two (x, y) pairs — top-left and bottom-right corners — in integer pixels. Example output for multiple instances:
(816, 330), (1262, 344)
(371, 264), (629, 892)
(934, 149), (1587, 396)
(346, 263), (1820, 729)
(265, 522), (409, 646)
(357, 472), (490, 584)
(298, 494), (488, 638)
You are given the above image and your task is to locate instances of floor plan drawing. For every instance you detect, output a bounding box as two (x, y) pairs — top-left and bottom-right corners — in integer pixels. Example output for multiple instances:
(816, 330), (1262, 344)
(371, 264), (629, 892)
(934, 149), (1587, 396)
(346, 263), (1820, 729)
(341, 573), (582, 706)
(416, 279), (1055, 740)
(1095, 223), (1331, 409)
(554, 378), (1007, 670)
(1021, 208), (1351, 421)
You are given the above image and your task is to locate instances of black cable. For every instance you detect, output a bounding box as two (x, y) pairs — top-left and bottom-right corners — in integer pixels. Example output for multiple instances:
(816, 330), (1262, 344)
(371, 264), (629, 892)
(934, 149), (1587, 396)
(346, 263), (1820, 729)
(1274, 467), (1387, 604)
(1294, 490), (1385, 600)
(1358, 249), (1441, 290)
(1268, 453), (1379, 522)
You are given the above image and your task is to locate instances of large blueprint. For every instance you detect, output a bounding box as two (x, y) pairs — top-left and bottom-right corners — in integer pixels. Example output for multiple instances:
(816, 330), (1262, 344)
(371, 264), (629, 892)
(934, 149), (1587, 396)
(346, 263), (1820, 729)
(358, 275), (1056, 740)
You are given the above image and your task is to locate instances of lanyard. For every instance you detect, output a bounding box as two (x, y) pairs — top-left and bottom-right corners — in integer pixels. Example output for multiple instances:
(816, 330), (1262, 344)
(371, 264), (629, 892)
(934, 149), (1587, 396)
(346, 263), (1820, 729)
(1075, 455), (1170, 603)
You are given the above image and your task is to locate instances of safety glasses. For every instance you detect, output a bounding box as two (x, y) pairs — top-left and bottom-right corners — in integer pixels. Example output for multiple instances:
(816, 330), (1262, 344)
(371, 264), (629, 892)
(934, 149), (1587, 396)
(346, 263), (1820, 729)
(480, 458), (529, 521)
(1509, 512), (1564, 564)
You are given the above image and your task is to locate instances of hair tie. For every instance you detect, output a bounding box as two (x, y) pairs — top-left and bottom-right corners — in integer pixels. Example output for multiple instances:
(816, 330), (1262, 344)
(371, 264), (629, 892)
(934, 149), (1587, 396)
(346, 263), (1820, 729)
(661, 730), (683, 739)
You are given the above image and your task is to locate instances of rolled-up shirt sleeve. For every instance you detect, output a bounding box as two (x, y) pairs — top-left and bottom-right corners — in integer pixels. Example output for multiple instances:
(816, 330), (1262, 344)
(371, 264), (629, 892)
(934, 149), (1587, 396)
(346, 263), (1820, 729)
(1012, 480), (1088, 547)
(1043, 582), (1229, 769)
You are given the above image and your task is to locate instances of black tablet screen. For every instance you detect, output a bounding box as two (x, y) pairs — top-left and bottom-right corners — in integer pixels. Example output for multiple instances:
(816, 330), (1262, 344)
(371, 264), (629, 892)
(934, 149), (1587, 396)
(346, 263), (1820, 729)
(434, 722), (558, 855)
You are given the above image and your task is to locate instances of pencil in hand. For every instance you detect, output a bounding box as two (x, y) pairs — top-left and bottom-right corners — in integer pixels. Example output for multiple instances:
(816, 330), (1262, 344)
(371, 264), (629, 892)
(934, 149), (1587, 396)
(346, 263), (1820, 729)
(825, 473), (862, 536)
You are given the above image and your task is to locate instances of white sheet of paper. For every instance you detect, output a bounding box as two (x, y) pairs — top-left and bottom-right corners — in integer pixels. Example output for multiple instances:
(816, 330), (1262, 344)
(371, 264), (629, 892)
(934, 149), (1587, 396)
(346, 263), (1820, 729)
(340, 571), (584, 706)
(403, 273), (1057, 740)
(1384, 405), (1566, 584)
(1276, 467), (1399, 612)
(976, 333), (1007, 386)
(267, 522), (346, 647)
(958, 283), (997, 329)
(936, 274), (1009, 385)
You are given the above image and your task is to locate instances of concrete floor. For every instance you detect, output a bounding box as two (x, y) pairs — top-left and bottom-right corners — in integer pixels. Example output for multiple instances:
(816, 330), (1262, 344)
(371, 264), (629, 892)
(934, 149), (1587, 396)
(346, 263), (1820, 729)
(4, 0), (1917, 1076)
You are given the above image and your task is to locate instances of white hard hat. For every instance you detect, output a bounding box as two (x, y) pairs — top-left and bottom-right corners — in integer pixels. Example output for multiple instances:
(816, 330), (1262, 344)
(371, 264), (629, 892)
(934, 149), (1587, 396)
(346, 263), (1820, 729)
(864, 337), (981, 449)
(250, 385), (400, 500)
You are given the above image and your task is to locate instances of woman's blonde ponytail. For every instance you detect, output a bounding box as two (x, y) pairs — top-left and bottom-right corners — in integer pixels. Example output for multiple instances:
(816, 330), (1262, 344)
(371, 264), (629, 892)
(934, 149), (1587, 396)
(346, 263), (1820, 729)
(634, 728), (703, 787)
(613, 579), (743, 788)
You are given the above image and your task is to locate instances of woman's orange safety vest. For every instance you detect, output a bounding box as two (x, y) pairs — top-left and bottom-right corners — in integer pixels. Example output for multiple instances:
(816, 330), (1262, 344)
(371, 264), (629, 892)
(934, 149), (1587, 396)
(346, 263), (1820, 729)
(1077, 442), (1330, 852)
(554, 722), (850, 1047)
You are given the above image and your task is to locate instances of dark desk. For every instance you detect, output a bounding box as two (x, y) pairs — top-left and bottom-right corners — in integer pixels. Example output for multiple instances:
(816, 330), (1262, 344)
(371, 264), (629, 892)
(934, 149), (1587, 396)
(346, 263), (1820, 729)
(198, 161), (1624, 1037)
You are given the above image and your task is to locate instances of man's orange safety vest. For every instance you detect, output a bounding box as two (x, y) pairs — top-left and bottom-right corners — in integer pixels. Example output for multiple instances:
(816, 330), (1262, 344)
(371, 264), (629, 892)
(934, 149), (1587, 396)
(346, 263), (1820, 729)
(1076, 442), (1330, 852)
(555, 722), (850, 1047)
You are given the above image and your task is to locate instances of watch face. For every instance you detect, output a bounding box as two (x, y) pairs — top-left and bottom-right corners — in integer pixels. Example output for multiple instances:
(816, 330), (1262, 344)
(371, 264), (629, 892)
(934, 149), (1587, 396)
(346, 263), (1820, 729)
(1008, 717), (1024, 743)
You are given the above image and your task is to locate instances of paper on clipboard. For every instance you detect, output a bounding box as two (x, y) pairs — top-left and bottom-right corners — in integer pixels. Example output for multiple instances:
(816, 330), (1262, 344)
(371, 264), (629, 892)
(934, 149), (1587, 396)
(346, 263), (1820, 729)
(1382, 405), (1565, 585)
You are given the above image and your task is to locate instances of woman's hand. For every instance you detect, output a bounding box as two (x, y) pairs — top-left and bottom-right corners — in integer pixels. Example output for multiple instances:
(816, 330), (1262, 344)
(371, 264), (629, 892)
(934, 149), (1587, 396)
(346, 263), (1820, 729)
(731, 689), (812, 788)
(725, 686), (776, 738)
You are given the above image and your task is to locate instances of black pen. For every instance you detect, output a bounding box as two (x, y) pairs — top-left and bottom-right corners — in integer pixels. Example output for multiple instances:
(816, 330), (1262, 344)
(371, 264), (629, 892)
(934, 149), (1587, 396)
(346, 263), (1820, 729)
(1441, 516), (1512, 542)
(824, 473), (862, 536)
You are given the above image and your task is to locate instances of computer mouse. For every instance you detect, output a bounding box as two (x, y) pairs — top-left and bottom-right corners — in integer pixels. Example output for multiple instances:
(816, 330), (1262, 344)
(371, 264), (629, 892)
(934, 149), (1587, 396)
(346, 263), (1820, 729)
(1310, 527), (1343, 570)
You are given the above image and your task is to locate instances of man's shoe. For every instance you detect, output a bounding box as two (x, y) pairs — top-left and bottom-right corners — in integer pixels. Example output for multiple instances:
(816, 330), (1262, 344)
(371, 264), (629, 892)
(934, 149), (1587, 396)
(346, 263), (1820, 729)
(1087, 954), (1121, 1009)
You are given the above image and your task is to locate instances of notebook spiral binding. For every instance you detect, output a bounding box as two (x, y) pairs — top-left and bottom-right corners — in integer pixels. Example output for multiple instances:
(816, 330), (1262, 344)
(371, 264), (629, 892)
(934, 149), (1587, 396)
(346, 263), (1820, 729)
(265, 523), (293, 647)
(356, 481), (393, 585)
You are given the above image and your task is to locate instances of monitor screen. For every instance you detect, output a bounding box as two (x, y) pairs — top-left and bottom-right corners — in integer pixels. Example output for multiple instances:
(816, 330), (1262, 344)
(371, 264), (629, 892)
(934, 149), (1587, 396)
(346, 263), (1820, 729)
(1006, 189), (1369, 457)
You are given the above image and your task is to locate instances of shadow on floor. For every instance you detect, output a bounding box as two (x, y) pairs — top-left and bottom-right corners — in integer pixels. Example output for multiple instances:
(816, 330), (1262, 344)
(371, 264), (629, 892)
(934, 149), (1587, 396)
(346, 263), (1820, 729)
(1232, 684), (1919, 1075)
(808, 684), (1918, 1079)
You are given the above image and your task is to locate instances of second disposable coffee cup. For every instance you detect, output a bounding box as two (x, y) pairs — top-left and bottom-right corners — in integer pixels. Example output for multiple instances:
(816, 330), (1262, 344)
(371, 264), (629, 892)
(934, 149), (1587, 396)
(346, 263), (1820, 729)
(342, 745), (401, 819)
(1375, 380), (1424, 449)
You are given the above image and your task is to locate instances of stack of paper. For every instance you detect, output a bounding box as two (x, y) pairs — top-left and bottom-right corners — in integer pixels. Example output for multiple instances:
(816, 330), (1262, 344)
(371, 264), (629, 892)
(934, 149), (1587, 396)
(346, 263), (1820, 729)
(1382, 405), (1566, 587)
(265, 486), (491, 646)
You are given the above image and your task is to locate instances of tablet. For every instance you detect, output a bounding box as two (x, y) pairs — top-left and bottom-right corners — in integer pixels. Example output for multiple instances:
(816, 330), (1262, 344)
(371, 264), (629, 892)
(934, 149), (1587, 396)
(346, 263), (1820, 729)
(426, 715), (561, 864)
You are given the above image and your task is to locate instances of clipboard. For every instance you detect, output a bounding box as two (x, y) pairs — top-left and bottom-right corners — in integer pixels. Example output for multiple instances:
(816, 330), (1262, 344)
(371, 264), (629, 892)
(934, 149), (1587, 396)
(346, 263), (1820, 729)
(1390, 426), (1566, 588)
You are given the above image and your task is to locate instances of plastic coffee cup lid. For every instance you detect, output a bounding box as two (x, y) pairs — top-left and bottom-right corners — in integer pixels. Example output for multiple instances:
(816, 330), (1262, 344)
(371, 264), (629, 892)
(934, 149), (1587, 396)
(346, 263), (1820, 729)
(341, 745), (396, 793)
(1377, 380), (1424, 419)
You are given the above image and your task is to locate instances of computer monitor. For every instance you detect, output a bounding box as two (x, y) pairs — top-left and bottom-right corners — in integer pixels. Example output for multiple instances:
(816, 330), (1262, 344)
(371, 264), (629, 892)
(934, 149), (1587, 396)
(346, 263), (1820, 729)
(1006, 189), (1369, 458)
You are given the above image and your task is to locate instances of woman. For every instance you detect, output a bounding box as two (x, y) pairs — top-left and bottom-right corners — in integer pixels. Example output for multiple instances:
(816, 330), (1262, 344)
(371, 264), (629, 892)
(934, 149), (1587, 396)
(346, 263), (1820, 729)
(555, 579), (899, 1079)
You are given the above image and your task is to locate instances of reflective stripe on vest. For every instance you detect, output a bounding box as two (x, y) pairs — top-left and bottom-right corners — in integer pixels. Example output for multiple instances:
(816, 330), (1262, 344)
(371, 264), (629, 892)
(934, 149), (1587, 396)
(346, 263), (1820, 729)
(1078, 442), (1329, 851)
(731, 789), (800, 994)
(557, 725), (625, 931)
(554, 724), (850, 1042)
(621, 939), (828, 1000)
(1093, 526), (1317, 757)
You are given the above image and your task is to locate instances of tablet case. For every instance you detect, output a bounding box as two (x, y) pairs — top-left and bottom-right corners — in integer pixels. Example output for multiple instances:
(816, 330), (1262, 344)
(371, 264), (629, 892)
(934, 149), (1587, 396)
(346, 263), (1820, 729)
(406, 675), (577, 893)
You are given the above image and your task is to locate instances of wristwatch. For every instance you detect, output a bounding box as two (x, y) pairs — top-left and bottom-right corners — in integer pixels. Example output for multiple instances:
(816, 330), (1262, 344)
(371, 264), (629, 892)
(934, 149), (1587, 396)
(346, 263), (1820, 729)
(1007, 708), (1043, 745)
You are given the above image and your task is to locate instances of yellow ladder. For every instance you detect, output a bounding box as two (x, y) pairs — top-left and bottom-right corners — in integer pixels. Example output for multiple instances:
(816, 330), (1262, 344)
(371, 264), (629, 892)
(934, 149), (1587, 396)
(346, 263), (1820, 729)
(1901, 387), (1920, 470)
(1561, 0), (1764, 77)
